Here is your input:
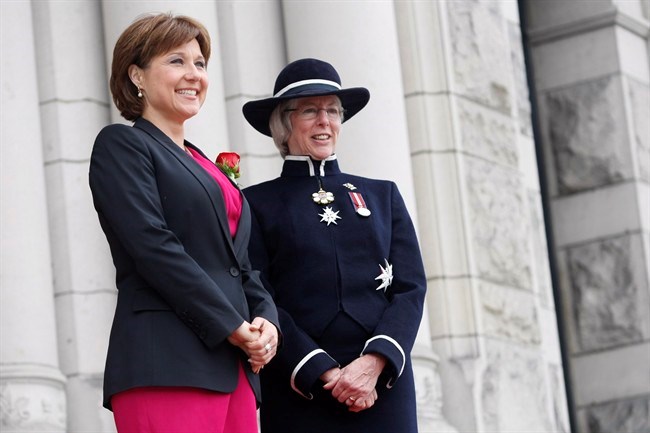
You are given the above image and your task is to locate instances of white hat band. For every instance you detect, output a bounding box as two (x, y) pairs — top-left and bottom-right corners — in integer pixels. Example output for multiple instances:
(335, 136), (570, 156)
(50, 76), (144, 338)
(274, 79), (341, 97)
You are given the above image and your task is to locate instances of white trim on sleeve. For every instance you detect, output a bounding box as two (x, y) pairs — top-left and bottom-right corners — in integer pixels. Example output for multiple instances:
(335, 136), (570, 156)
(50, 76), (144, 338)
(290, 349), (331, 400)
(361, 335), (406, 388)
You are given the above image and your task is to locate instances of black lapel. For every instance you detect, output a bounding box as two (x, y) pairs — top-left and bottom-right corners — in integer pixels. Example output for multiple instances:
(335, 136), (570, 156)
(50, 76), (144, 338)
(133, 118), (236, 255)
(233, 199), (250, 253)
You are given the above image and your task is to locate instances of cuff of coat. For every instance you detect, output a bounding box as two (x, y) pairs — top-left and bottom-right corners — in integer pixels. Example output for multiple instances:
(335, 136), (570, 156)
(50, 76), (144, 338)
(290, 349), (339, 399)
(361, 335), (405, 389)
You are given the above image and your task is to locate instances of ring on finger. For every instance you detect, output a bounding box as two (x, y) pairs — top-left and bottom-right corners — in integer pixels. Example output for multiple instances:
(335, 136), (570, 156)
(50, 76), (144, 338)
(264, 343), (272, 353)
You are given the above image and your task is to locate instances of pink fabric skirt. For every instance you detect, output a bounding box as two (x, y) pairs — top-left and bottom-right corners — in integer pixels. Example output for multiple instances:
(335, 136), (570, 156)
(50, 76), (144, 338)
(111, 363), (257, 433)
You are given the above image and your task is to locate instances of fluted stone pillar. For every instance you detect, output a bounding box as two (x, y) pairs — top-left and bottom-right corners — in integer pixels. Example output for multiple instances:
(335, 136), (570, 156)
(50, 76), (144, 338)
(396, 1), (569, 431)
(29, 1), (116, 430)
(217, 0), (286, 186)
(0, 1), (66, 431)
(524, 1), (650, 431)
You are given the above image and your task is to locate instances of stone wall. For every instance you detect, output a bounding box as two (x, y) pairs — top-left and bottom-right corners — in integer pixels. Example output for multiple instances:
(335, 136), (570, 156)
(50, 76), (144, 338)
(396, 1), (567, 431)
(524, 0), (650, 431)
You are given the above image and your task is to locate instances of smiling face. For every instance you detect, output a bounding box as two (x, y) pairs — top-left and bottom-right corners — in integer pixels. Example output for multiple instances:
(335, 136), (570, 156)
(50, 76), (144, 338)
(286, 95), (341, 160)
(130, 38), (208, 127)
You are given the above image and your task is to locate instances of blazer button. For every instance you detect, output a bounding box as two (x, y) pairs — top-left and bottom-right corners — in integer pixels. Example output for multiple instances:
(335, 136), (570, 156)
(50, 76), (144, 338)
(229, 267), (240, 277)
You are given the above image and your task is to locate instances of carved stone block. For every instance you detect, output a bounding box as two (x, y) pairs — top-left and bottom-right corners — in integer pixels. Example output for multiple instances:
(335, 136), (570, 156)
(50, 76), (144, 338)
(465, 156), (532, 289)
(479, 281), (541, 345)
(0, 381), (66, 432)
(582, 395), (650, 433)
(508, 22), (532, 138)
(544, 75), (634, 195)
(482, 341), (556, 432)
(447, 0), (513, 113)
(567, 233), (650, 352)
(528, 191), (553, 307)
(458, 98), (518, 167)
(412, 349), (458, 433)
(627, 77), (650, 183)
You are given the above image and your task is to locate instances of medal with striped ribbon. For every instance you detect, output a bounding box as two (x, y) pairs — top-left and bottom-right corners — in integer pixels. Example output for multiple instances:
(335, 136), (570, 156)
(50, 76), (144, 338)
(348, 192), (371, 217)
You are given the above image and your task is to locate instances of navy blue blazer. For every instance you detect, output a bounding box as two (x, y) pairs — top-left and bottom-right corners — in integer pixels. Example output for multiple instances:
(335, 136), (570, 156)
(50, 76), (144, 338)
(89, 118), (278, 410)
(245, 156), (426, 400)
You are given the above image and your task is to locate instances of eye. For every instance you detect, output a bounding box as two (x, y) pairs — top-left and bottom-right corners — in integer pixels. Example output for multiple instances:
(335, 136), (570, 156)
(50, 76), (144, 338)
(301, 107), (318, 116)
(326, 108), (340, 116)
(195, 61), (206, 69)
(170, 58), (184, 65)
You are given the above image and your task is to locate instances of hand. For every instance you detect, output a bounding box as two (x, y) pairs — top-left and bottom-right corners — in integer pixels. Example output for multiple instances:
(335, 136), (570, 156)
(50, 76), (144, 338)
(246, 317), (279, 373)
(324, 354), (386, 412)
(320, 367), (341, 390)
(348, 388), (378, 413)
(228, 321), (260, 349)
(227, 321), (261, 358)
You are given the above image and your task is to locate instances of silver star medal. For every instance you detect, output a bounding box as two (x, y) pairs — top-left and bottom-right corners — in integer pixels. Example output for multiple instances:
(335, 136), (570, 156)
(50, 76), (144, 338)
(375, 259), (393, 292)
(319, 206), (341, 226)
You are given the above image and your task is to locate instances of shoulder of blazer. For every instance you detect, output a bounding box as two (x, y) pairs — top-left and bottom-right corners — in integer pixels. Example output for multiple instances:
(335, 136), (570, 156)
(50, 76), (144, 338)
(94, 122), (152, 151)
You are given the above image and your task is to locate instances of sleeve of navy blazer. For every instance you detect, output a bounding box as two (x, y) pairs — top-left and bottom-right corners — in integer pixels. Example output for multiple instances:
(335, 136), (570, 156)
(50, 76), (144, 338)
(360, 182), (426, 387)
(248, 209), (338, 398)
(89, 125), (246, 348)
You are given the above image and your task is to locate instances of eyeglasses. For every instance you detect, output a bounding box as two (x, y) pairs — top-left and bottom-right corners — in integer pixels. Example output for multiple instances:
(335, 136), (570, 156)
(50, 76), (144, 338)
(284, 107), (345, 121)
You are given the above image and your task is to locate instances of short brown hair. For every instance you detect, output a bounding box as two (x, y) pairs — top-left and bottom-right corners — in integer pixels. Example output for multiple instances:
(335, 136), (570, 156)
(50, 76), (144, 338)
(110, 13), (211, 121)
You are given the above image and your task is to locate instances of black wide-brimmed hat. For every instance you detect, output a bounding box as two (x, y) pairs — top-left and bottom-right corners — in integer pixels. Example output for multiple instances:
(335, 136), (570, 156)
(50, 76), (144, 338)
(243, 58), (370, 136)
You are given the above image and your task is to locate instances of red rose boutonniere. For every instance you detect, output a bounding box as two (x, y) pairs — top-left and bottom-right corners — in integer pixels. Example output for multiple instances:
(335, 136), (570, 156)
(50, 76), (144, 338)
(216, 152), (241, 182)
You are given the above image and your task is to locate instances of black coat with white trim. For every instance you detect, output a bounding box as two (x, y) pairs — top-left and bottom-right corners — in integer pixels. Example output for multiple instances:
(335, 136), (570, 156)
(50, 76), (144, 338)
(245, 156), (426, 432)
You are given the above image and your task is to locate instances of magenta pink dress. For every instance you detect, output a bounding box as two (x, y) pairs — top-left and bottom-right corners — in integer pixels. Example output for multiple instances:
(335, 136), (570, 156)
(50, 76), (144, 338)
(111, 148), (256, 433)
(187, 147), (242, 237)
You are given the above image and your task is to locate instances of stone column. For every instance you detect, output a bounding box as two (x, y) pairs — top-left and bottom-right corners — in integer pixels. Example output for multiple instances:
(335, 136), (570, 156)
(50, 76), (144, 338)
(217, 0), (287, 186)
(524, 0), (650, 431)
(28, 1), (116, 430)
(0, 1), (66, 431)
(396, 1), (568, 431)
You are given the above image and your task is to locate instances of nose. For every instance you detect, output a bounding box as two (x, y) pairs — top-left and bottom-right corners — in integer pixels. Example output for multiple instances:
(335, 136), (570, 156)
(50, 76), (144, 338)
(316, 109), (330, 124)
(185, 64), (201, 81)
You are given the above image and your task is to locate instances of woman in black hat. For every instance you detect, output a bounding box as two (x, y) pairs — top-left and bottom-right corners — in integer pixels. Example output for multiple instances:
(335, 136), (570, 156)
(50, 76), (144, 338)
(243, 58), (426, 433)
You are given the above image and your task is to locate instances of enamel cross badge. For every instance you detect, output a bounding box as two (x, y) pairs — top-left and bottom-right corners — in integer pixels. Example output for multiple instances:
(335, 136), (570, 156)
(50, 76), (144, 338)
(319, 206), (341, 226)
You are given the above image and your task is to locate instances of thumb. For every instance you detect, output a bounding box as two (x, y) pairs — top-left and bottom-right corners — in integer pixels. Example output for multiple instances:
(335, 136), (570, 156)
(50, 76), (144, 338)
(250, 317), (265, 331)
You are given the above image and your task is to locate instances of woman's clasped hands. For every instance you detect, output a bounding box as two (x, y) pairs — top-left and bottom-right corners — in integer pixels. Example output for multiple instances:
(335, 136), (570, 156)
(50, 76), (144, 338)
(321, 353), (386, 412)
(228, 317), (278, 373)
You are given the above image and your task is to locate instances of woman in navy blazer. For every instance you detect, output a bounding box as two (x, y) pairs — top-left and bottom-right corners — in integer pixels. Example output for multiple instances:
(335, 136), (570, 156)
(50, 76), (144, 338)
(89, 13), (279, 432)
(243, 58), (426, 433)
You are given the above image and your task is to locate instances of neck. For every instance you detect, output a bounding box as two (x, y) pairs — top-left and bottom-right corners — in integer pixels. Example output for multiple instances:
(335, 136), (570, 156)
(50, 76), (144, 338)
(142, 114), (186, 148)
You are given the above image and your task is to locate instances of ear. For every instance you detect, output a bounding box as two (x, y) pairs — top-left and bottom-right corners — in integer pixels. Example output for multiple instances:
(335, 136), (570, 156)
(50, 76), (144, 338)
(128, 64), (143, 89)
